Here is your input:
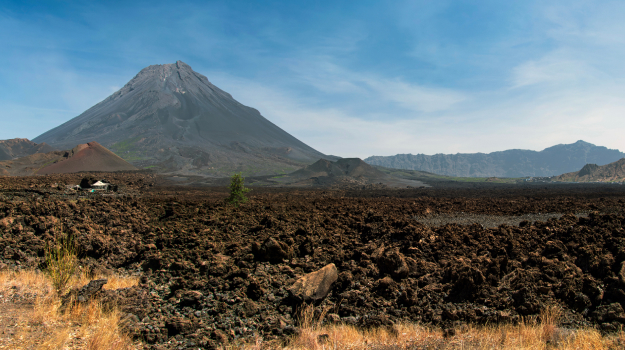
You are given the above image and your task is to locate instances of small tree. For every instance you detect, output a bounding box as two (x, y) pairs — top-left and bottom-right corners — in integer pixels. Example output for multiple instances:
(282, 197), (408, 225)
(227, 172), (250, 206)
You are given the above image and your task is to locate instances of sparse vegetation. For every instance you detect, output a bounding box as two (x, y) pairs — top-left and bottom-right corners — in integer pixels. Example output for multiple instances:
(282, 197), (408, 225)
(1, 173), (625, 348)
(109, 137), (149, 163)
(221, 305), (625, 349)
(282, 319), (625, 350)
(109, 136), (142, 154)
(0, 269), (140, 349)
(227, 172), (251, 206)
(44, 226), (78, 294)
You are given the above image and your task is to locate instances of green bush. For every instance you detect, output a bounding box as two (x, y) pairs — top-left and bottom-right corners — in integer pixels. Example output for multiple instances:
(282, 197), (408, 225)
(227, 172), (251, 206)
(45, 228), (78, 294)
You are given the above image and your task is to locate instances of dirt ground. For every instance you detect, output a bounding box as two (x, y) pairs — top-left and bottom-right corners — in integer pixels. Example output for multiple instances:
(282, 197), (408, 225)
(1, 173), (624, 349)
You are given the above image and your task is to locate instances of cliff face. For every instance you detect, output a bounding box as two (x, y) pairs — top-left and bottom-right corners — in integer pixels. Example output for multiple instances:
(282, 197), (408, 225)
(365, 141), (625, 177)
(34, 61), (332, 176)
(555, 158), (625, 182)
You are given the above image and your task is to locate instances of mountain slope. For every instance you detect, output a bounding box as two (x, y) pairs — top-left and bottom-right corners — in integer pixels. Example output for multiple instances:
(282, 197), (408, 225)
(0, 142), (136, 176)
(0, 138), (55, 161)
(554, 158), (625, 182)
(33, 61), (331, 176)
(365, 141), (625, 177)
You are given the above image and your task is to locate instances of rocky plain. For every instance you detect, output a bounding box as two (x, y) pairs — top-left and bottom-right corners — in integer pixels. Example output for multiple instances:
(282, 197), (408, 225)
(1, 172), (625, 349)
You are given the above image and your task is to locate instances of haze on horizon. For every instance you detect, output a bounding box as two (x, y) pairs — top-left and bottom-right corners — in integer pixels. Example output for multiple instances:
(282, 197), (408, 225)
(1, 0), (625, 159)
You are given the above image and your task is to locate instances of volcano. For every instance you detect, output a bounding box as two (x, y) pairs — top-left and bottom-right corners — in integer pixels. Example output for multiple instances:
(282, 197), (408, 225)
(37, 142), (138, 175)
(0, 142), (137, 176)
(33, 61), (331, 175)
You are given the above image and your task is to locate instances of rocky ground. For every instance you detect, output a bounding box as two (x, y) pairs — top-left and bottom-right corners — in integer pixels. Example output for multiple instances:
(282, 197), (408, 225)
(1, 174), (625, 349)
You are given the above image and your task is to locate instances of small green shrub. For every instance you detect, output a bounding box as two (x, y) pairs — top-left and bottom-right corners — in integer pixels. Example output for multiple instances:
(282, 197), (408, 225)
(227, 172), (251, 206)
(45, 227), (78, 294)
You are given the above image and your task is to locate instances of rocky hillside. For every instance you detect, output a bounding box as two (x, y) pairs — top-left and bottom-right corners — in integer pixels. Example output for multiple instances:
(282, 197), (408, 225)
(260, 158), (428, 188)
(0, 138), (55, 161)
(365, 140), (625, 178)
(555, 158), (625, 182)
(33, 61), (332, 176)
(0, 142), (137, 176)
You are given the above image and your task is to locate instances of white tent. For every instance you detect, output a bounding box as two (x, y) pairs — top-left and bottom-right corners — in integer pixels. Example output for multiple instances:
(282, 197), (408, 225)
(91, 181), (110, 190)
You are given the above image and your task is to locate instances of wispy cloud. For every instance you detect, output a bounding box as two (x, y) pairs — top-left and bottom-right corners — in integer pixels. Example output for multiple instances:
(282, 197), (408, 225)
(279, 58), (468, 115)
(209, 48), (625, 158)
(510, 52), (597, 87)
(2, 1), (625, 156)
(363, 78), (466, 113)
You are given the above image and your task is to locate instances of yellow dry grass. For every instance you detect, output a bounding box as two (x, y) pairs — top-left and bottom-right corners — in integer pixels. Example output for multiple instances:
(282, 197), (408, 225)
(227, 305), (625, 350)
(0, 268), (142, 350)
(2, 269), (623, 350)
(74, 269), (141, 291)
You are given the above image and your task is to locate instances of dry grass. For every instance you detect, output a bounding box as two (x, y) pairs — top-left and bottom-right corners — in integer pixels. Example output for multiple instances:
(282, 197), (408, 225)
(282, 323), (624, 350)
(3, 269), (622, 350)
(226, 305), (625, 350)
(74, 269), (141, 290)
(0, 268), (142, 350)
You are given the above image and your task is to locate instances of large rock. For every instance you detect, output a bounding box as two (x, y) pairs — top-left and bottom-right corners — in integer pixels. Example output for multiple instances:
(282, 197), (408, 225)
(375, 247), (409, 279)
(61, 279), (108, 307)
(288, 263), (338, 302)
(253, 237), (293, 263)
(166, 317), (195, 336)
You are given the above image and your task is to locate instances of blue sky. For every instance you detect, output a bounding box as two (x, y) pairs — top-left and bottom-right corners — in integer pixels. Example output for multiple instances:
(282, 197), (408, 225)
(2, 0), (625, 158)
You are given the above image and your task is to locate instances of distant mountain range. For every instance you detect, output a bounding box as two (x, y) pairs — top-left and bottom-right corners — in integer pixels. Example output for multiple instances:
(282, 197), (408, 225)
(33, 61), (332, 176)
(365, 141), (625, 178)
(555, 158), (625, 182)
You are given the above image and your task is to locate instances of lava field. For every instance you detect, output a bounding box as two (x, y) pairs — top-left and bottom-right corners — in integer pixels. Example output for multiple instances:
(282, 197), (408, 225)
(1, 173), (625, 349)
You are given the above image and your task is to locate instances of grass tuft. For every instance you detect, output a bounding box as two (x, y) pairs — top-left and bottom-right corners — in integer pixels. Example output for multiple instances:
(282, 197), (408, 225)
(44, 226), (78, 295)
(215, 303), (625, 350)
(0, 268), (140, 349)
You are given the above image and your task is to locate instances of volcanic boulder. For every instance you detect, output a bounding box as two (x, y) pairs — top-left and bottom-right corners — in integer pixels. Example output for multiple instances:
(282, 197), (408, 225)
(253, 238), (294, 263)
(374, 247), (410, 279)
(444, 259), (486, 302)
(288, 263), (338, 302)
(61, 279), (108, 307)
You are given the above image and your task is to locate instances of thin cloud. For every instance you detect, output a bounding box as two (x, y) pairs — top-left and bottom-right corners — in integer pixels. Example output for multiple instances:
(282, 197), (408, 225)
(2, 1), (625, 156)
(210, 62), (625, 158)
(510, 54), (596, 88)
(283, 58), (468, 115)
(363, 78), (467, 113)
